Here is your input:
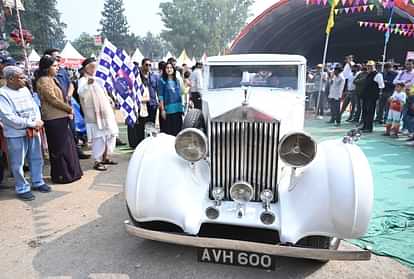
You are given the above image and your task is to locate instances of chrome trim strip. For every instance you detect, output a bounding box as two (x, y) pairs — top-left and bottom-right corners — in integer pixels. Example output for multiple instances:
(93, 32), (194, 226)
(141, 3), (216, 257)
(125, 221), (371, 261)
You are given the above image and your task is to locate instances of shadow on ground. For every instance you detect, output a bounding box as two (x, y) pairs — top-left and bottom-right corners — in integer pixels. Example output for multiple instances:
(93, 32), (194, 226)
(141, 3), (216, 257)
(32, 193), (324, 279)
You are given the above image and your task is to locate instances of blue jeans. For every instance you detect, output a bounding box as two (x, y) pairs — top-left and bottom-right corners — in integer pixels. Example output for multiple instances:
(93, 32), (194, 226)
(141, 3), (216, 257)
(6, 135), (45, 194)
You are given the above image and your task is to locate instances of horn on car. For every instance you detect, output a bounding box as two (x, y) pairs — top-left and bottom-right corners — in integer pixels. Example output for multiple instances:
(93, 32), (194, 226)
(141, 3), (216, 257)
(278, 132), (317, 168)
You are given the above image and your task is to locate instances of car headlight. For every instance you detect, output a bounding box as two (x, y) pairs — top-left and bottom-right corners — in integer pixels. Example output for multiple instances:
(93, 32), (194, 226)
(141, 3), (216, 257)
(230, 182), (253, 203)
(175, 128), (208, 162)
(278, 132), (317, 168)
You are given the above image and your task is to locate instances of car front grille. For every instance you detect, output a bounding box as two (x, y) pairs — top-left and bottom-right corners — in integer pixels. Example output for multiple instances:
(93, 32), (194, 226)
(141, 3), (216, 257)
(209, 120), (280, 202)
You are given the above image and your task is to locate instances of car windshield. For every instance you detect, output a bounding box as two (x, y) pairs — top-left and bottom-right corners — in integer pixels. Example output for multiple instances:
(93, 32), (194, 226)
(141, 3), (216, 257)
(209, 65), (298, 90)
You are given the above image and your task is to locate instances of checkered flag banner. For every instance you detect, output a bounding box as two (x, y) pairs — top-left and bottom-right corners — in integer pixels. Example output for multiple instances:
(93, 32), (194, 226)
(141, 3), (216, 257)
(95, 39), (143, 126)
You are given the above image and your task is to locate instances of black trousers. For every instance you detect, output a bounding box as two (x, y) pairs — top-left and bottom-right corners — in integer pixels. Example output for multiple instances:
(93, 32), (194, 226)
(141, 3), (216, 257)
(361, 98), (377, 131)
(340, 91), (357, 119)
(127, 106), (157, 148)
(353, 94), (363, 122)
(161, 112), (183, 136)
(376, 91), (392, 122)
(329, 98), (341, 123)
(190, 92), (202, 110)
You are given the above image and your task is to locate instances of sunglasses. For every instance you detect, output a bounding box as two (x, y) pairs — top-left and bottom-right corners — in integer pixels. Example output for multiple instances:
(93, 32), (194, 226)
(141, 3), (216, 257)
(144, 63), (151, 67)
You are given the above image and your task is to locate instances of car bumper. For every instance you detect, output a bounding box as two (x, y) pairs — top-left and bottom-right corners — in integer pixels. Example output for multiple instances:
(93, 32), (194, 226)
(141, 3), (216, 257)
(125, 220), (371, 261)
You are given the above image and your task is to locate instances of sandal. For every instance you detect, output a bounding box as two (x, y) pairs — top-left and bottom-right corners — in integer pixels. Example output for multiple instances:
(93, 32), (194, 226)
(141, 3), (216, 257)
(93, 162), (107, 171)
(102, 159), (118, 165)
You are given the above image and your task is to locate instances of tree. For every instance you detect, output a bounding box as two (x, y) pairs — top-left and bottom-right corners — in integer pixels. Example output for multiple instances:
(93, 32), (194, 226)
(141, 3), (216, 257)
(139, 32), (169, 60)
(159, 0), (253, 58)
(99, 0), (130, 50)
(72, 33), (101, 58)
(5, 0), (66, 58)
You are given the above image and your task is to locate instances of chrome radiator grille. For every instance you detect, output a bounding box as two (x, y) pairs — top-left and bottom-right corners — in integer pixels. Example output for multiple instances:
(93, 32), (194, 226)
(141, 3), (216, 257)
(209, 120), (280, 202)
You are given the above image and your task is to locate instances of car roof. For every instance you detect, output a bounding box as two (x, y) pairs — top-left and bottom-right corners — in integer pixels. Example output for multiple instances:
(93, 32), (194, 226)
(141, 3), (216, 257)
(207, 54), (307, 65)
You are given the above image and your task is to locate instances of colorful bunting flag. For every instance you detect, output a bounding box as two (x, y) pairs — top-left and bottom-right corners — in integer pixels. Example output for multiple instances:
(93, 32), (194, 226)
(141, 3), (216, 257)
(357, 20), (414, 38)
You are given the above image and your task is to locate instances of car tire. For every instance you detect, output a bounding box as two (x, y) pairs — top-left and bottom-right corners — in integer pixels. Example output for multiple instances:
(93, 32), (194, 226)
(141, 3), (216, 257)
(183, 109), (205, 130)
(296, 236), (341, 263)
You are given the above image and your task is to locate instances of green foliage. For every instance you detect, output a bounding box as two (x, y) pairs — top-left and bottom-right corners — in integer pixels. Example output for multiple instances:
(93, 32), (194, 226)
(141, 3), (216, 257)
(138, 32), (170, 60)
(159, 0), (253, 58)
(99, 0), (130, 51)
(72, 33), (101, 58)
(4, 0), (66, 58)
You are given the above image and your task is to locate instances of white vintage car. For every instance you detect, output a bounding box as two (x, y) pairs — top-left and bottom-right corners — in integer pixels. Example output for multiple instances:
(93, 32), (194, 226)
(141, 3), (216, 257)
(124, 54), (373, 269)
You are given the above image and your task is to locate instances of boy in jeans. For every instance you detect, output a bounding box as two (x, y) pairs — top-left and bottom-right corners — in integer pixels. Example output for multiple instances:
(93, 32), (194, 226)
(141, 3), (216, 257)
(384, 82), (406, 137)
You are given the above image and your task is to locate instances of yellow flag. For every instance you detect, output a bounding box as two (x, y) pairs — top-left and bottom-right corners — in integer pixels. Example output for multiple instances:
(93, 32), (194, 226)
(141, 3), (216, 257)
(326, 0), (340, 34)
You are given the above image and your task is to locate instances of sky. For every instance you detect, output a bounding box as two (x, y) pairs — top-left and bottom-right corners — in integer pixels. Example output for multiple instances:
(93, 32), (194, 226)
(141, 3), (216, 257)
(56, 0), (278, 40)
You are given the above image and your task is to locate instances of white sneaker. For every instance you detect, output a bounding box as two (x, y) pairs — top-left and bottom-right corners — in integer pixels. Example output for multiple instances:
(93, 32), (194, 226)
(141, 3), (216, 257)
(317, 116), (324, 120)
(402, 129), (409, 135)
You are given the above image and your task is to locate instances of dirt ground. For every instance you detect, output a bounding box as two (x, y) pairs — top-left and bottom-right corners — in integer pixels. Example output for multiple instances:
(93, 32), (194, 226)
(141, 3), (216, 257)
(0, 146), (413, 279)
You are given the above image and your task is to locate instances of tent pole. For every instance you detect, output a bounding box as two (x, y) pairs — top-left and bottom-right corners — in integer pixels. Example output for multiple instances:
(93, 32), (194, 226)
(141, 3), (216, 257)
(14, 0), (29, 73)
(315, 31), (330, 118)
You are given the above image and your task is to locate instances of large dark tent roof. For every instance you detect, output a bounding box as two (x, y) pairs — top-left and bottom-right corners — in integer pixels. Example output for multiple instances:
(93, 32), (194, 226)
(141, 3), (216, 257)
(231, 0), (414, 65)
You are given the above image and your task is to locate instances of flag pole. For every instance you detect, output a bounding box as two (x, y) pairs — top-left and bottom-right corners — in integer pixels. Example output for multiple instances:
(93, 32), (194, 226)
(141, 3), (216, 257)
(315, 0), (338, 117)
(14, 0), (29, 73)
(381, 6), (395, 72)
(315, 32), (330, 117)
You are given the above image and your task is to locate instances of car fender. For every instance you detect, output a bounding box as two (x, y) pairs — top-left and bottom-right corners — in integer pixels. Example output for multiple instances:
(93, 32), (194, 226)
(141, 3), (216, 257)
(125, 134), (210, 235)
(278, 139), (373, 244)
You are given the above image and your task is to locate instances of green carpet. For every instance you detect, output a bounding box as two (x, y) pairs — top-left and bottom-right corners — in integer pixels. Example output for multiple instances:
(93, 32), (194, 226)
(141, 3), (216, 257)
(305, 117), (414, 269)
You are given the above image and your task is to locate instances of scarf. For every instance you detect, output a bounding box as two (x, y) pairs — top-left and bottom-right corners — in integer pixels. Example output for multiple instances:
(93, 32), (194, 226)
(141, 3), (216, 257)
(86, 76), (118, 136)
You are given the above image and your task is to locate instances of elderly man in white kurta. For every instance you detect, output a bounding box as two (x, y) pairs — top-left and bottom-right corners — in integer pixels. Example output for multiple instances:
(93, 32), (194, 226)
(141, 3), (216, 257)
(78, 58), (119, 171)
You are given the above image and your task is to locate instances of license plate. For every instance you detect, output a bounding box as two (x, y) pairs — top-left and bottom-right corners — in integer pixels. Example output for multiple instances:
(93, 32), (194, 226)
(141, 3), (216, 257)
(197, 248), (276, 270)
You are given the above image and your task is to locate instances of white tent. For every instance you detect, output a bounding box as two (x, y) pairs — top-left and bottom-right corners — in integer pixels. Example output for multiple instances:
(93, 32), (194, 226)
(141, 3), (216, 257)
(177, 49), (193, 67)
(132, 48), (144, 65)
(28, 49), (40, 63)
(60, 41), (85, 68)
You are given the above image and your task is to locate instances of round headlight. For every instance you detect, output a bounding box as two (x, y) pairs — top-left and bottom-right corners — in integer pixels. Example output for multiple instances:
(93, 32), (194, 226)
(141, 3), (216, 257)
(260, 189), (274, 203)
(278, 132), (317, 168)
(230, 182), (254, 203)
(175, 128), (208, 162)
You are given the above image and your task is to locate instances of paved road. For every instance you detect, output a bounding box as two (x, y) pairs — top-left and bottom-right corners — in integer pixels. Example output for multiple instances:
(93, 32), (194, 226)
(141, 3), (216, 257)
(0, 149), (413, 279)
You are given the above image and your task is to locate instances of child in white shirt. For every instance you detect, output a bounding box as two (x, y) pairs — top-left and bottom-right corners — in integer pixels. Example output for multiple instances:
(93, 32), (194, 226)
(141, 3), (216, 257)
(385, 83), (407, 136)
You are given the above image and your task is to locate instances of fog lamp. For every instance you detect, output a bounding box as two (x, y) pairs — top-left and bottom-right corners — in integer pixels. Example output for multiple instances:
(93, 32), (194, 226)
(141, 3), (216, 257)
(278, 132), (317, 168)
(260, 189), (274, 203)
(260, 211), (276, 225)
(212, 187), (224, 206)
(260, 189), (274, 210)
(206, 206), (219, 220)
(175, 128), (208, 162)
(230, 182), (253, 203)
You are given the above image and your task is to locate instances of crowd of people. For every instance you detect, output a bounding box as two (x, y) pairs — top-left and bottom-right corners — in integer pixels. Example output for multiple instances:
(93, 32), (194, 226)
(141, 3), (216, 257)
(0, 49), (203, 201)
(308, 55), (414, 143)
